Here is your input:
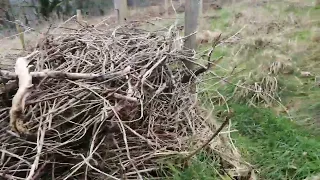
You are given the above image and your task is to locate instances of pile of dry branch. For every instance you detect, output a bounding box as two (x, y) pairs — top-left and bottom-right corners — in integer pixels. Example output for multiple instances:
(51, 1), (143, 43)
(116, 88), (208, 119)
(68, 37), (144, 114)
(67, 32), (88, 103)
(0, 23), (249, 179)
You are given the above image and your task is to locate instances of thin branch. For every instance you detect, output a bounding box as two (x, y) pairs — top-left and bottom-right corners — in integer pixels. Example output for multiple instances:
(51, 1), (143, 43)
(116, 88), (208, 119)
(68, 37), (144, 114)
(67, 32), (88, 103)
(184, 115), (231, 162)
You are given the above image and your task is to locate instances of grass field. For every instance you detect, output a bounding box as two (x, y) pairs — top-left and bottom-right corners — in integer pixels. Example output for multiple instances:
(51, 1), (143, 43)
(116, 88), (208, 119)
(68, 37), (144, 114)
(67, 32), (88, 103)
(172, 0), (320, 179)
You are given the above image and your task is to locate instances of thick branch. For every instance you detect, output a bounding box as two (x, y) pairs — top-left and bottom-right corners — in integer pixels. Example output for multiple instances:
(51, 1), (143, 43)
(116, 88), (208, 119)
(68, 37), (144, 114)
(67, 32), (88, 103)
(0, 66), (131, 81)
(9, 54), (34, 134)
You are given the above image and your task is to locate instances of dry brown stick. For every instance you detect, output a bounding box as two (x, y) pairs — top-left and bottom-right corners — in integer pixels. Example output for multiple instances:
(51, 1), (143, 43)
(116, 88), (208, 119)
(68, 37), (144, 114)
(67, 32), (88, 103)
(181, 56), (223, 83)
(30, 159), (49, 180)
(184, 115), (230, 162)
(110, 93), (138, 102)
(0, 66), (131, 81)
(0, 173), (23, 180)
(25, 122), (46, 180)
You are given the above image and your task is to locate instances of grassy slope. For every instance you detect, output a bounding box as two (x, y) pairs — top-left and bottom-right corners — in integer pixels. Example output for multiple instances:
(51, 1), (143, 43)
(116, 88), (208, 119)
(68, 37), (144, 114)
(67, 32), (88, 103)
(172, 0), (320, 179)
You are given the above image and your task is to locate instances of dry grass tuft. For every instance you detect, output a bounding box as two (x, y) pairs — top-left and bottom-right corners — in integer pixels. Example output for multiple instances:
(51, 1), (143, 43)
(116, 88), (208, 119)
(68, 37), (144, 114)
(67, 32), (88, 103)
(233, 73), (279, 106)
(196, 30), (222, 46)
(266, 56), (295, 75)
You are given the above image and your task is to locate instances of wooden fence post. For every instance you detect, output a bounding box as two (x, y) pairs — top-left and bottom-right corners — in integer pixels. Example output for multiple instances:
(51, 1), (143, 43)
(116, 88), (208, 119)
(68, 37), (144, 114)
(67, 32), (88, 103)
(199, 0), (203, 17)
(15, 20), (25, 51)
(184, 0), (199, 70)
(198, 0), (204, 28)
(120, 0), (129, 23)
(76, 9), (83, 24)
(114, 0), (128, 23)
(114, 0), (120, 23)
(164, 0), (169, 17)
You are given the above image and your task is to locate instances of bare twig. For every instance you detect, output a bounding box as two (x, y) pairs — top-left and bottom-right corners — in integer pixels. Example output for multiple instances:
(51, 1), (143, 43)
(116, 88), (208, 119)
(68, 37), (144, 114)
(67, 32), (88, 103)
(184, 115), (231, 162)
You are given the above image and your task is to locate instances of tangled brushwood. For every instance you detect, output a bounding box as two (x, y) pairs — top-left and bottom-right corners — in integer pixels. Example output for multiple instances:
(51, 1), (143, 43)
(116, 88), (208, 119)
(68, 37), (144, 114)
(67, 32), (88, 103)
(0, 23), (249, 179)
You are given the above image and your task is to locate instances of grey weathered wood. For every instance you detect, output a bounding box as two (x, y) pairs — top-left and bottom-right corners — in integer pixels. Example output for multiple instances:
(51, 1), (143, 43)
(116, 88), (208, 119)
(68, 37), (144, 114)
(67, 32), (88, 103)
(199, 0), (203, 17)
(114, 0), (128, 23)
(76, 9), (82, 22)
(114, 0), (120, 10)
(15, 20), (25, 51)
(164, 0), (169, 17)
(120, 0), (128, 23)
(114, 0), (120, 23)
(184, 0), (199, 70)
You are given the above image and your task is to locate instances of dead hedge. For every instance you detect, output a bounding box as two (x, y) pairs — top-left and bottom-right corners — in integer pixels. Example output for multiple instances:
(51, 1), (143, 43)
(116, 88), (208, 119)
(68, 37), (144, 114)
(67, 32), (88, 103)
(0, 22), (250, 179)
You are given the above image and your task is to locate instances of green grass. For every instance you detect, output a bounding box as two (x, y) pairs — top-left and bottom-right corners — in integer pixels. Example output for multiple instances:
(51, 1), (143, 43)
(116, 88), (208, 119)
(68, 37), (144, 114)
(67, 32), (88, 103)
(165, 103), (320, 180)
(230, 105), (320, 180)
(211, 8), (232, 31)
(167, 153), (222, 180)
(160, 0), (320, 179)
(293, 30), (312, 41)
